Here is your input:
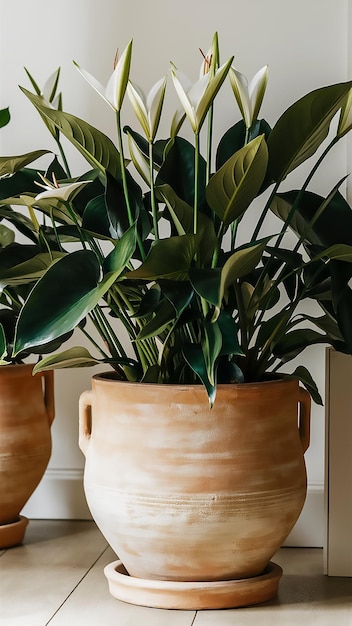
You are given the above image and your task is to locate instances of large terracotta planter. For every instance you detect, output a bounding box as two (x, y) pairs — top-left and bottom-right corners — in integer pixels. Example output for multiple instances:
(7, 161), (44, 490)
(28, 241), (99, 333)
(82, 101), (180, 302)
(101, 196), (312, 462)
(79, 374), (310, 609)
(0, 364), (55, 548)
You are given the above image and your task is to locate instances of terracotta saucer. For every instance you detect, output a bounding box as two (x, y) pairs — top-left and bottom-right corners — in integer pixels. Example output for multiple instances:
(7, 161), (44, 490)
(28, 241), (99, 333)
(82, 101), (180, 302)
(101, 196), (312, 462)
(0, 515), (29, 549)
(104, 560), (283, 610)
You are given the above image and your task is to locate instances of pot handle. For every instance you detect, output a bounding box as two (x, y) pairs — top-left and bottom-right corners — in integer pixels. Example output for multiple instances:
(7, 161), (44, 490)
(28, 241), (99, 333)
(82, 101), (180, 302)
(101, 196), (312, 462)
(40, 370), (55, 426)
(79, 390), (93, 457)
(298, 387), (311, 454)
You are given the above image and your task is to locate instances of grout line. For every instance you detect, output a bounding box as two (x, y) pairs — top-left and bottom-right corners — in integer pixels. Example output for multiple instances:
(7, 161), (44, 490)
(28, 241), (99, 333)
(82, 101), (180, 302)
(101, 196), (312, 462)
(45, 544), (110, 625)
(190, 613), (198, 626)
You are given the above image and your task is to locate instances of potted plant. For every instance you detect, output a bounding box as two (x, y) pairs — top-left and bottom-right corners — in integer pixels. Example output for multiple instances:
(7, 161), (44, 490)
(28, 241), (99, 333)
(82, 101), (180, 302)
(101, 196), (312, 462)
(0, 87), (73, 548)
(1, 33), (352, 607)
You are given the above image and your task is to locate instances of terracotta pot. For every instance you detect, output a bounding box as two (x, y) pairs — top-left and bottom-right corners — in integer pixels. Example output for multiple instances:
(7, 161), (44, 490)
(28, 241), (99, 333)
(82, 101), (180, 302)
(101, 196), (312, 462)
(0, 364), (55, 548)
(79, 375), (310, 607)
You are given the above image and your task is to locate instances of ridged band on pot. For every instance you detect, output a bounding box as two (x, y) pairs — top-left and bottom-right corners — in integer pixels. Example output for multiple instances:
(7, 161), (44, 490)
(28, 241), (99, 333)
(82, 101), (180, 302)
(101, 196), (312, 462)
(0, 364), (55, 547)
(79, 375), (310, 583)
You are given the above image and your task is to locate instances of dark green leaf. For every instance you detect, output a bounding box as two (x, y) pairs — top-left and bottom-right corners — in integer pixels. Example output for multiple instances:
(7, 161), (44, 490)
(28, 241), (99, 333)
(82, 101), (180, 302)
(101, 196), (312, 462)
(14, 250), (101, 354)
(126, 234), (198, 281)
(206, 135), (268, 226)
(182, 342), (216, 407)
(267, 82), (352, 181)
(285, 366), (323, 405)
(20, 87), (122, 179)
(0, 150), (50, 177)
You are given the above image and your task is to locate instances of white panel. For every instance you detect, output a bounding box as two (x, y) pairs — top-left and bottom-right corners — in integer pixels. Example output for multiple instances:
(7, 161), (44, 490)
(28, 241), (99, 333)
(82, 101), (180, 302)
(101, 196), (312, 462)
(324, 349), (352, 576)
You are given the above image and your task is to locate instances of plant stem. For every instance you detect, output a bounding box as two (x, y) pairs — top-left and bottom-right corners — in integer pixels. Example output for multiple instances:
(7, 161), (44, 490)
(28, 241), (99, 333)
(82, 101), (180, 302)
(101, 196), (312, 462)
(149, 141), (159, 240)
(56, 138), (71, 178)
(194, 132), (200, 235)
(116, 110), (146, 261)
(206, 106), (214, 185)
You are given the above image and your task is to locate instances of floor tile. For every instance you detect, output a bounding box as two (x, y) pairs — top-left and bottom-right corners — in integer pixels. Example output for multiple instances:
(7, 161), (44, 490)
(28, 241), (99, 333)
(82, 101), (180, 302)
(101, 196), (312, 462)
(48, 546), (196, 626)
(193, 549), (352, 626)
(0, 520), (107, 626)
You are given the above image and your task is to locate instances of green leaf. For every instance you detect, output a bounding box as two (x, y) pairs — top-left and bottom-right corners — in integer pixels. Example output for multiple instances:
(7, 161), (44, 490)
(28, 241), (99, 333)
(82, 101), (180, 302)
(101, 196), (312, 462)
(206, 135), (268, 226)
(317, 243), (352, 263)
(272, 328), (327, 362)
(267, 82), (352, 181)
(159, 183), (217, 265)
(126, 234), (198, 281)
(285, 366), (323, 405)
(0, 224), (15, 247)
(13, 250), (101, 355)
(32, 347), (102, 373)
(0, 150), (50, 177)
(103, 225), (137, 274)
(0, 107), (10, 129)
(136, 298), (176, 340)
(189, 267), (222, 307)
(160, 280), (194, 316)
(182, 343), (216, 407)
(202, 321), (222, 387)
(218, 239), (269, 306)
(20, 88), (122, 179)
(0, 324), (7, 362)
(0, 252), (64, 288)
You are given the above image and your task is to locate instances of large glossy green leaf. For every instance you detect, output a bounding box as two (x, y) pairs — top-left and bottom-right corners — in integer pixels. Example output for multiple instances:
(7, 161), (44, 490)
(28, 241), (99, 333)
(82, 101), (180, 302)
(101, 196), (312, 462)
(218, 239), (269, 306)
(285, 366), (322, 405)
(272, 328), (327, 362)
(0, 150), (50, 177)
(267, 82), (352, 181)
(158, 183), (217, 265)
(126, 234), (198, 281)
(271, 189), (352, 247)
(206, 135), (268, 226)
(14, 224), (137, 356)
(156, 137), (206, 208)
(13, 250), (101, 355)
(0, 252), (64, 288)
(202, 321), (222, 387)
(315, 243), (352, 263)
(21, 88), (122, 179)
(189, 268), (222, 306)
(136, 299), (176, 340)
(33, 347), (102, 373)
(182, 342), (216, 407)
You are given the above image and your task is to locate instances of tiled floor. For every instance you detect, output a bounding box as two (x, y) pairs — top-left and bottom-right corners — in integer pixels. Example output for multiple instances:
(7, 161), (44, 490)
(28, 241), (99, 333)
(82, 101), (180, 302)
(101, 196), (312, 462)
(0, 520), (351, 626)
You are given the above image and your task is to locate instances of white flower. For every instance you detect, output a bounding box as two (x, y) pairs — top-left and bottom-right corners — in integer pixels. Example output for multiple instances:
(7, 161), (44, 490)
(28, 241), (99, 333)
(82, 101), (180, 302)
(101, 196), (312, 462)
(127, 76), (167, 142)
(171, 56), (233, 135)
(74, 40), (133, 112)
(35, 175), (91, 202)
(337, 87), (352, 138)
(229, 65), (269, 129)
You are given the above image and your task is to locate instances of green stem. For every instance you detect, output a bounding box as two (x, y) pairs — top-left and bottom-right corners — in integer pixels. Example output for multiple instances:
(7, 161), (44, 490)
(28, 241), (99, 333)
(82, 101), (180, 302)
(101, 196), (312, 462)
(194, 132), (200, 236)
(206, 106), (214, 186)
(116, 111), (146, 261)
(56, 138), (71, 178)
(149, 141), (159, 240)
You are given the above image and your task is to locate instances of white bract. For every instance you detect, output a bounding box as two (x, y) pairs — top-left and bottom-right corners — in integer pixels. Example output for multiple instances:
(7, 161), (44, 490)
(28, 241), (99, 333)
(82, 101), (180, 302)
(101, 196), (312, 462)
(74, 40), (133, 112)
(171, 56), (233, 135)
(229, 65), (268, 129)
(127, 76), (167, 142)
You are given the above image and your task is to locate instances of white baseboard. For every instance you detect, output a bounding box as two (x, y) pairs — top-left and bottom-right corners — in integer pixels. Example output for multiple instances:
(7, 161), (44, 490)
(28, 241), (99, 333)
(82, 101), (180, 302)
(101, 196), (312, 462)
(22, 470), (324, 547)
(22, 468), (92, 520)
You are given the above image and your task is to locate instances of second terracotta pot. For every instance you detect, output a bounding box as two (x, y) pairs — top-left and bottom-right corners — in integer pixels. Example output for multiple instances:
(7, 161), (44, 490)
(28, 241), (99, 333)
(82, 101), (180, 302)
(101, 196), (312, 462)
(0, 364), (55, 548)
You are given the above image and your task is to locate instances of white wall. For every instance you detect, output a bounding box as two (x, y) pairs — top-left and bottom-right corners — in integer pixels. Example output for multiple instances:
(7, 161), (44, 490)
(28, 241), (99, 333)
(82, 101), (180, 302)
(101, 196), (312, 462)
(0, 0), (350, 545)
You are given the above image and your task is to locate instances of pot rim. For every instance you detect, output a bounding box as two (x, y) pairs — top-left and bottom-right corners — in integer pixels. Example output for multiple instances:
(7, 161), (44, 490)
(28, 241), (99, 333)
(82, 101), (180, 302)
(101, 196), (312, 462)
(91, 371), (298, 391)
